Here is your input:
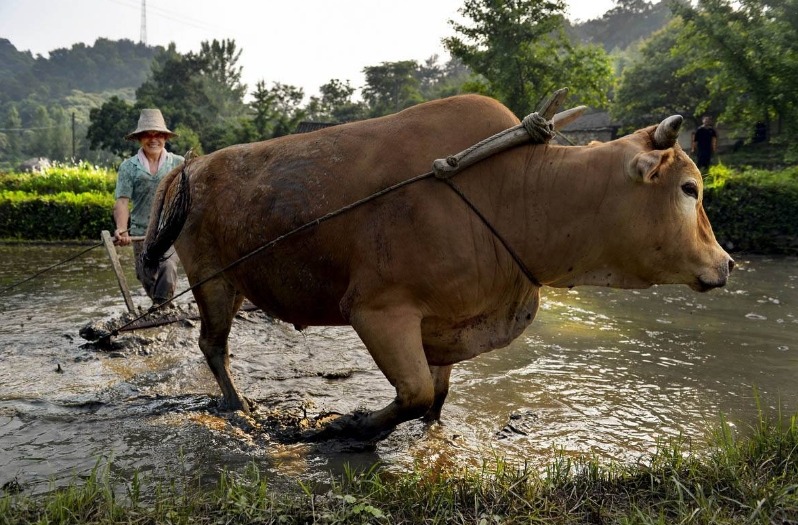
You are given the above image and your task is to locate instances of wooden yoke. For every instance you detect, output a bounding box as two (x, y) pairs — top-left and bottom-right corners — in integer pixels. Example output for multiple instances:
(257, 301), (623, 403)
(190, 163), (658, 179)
(432, 88), (586, 180)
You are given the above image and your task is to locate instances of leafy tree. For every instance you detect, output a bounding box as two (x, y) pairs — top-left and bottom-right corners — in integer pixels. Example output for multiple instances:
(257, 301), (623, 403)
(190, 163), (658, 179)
(135, 43), (209, 133)
(86, 96), (138, 158)
(444, 0), (613, 116)
(49, 106), (71, 160)
(250, 80), (274, 140)
(266, 82), (306, 137)
(170, 124), (204, 156)
(135, 39), (250, 153)
(3, 105), (22, 159)
(304, 79), (366, 123)
(611, 19), (714, 129)
(29, 106), (53, 158)
(671, 0), (798, 147)
(362, 61), (424, 117)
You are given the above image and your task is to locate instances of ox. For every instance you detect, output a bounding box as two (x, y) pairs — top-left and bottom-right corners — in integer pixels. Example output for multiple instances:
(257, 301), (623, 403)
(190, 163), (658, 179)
(142, 94), (733, 440)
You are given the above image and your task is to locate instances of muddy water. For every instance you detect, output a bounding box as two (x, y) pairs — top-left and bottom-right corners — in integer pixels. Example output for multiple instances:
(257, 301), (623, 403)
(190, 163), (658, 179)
(1, 244), (797, 494)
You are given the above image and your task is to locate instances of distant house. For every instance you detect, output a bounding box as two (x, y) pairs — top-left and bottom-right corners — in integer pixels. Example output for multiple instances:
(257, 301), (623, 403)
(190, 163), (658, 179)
(555, 111), (620, 145)
(294, 121), (339, 134)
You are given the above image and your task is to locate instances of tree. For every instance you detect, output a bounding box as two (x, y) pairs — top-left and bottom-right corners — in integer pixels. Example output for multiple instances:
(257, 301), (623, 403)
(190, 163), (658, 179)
(672, 0), (798, 147)
(48, 106), (71, 160)
(361, 61), (424, 117)
(86, 96), (138, 158)
(135, 40), (250, 153)
(444, 0), (613, 116)
(247, 81), (307, 139)
(29, 105), (52, 158)
(611, 19), (715, 130)
(250, 80), (274, 140)
(304, 79), (366, 123)
(3, 105), (22, 160)
(135, 43), (209, 134)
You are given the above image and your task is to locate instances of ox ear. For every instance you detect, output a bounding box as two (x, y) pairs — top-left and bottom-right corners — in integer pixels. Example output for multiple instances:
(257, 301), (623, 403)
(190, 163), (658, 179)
(632, 150), (669, 183)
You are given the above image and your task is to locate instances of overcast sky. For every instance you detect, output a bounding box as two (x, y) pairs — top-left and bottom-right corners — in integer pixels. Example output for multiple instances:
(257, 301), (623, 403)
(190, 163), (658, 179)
(0, 0), (616, 100)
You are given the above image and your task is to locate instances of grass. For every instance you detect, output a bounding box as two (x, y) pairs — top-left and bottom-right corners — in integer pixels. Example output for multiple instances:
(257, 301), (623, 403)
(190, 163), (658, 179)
(2, 403), (798, 524)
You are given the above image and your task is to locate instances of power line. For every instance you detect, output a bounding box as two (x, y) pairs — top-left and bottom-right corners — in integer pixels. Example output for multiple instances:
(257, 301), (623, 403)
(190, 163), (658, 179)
(0, 125), (70, 132)
(106, 0), (219, 35)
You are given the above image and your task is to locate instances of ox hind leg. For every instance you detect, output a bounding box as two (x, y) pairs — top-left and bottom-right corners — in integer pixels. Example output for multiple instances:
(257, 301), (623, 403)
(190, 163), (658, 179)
(423, 365), (453, 423)
(193, 278), (248, 413)
(317, 304), (434, 440)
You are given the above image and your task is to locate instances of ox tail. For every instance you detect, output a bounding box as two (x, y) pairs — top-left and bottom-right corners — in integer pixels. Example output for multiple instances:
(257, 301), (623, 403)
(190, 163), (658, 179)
(141, 158), (192, 272)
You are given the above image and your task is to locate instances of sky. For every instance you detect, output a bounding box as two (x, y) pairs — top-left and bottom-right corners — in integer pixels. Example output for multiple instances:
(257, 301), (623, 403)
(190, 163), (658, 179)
(0, 0), (616, 100)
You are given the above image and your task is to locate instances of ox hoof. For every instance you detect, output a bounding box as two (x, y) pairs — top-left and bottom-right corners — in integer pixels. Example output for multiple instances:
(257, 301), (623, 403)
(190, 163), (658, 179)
(218, 395), (253, 415)
(306, 411), (393, 442)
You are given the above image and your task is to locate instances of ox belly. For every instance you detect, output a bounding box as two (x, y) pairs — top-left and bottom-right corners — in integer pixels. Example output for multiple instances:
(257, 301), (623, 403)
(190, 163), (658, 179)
(420, 286), (541, 366)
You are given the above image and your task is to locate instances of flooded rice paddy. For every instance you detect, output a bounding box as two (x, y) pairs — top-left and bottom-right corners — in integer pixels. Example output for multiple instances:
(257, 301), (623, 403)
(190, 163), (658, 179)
(0, 243), (796, 494)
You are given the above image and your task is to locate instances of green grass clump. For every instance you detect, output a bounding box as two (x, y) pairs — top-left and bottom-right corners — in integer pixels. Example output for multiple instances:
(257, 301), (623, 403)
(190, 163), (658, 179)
(2, 406), (798, 524)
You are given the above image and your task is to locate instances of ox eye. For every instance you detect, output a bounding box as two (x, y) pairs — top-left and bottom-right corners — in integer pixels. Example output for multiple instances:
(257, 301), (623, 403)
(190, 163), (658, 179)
(681, 181), (699, 199)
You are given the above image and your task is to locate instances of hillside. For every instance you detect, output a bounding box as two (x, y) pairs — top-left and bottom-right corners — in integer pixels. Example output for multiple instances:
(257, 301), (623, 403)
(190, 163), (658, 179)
(0, 37), (161, 106)
(569, 0), (672, 51)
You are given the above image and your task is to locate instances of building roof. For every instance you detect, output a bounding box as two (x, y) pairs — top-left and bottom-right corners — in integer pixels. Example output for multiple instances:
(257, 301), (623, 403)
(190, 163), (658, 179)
(560, 111), (618, 132)
(294, 121), (339, 134)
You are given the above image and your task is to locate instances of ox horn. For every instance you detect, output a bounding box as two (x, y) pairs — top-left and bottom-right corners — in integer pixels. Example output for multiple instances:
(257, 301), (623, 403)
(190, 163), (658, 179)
(552, 105), (588, 131)
(653, 115), (683, 149)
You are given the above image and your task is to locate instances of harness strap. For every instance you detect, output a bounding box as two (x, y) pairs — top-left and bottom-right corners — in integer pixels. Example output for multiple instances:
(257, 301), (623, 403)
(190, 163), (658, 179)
(441, 177), (542, 288)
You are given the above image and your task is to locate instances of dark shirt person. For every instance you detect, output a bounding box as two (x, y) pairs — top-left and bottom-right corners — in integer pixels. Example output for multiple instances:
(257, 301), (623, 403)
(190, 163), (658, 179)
(113, 109), (184, 305)
(691, 116), (718, 171)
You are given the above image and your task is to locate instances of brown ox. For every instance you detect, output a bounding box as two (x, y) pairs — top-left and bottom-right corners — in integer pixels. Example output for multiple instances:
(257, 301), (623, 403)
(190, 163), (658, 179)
(142, 94), (733, 439)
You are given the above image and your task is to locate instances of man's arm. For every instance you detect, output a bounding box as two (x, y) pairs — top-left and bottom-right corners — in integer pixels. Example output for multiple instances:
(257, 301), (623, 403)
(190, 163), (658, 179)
(113, 197), (131, 246)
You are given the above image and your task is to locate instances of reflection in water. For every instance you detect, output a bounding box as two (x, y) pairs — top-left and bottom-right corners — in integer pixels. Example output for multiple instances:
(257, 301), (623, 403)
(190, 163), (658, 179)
(1, 245), (797, 493)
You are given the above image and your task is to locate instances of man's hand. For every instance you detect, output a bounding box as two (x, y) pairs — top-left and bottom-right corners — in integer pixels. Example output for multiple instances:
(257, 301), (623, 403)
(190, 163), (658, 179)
(114, 229), (131, 246)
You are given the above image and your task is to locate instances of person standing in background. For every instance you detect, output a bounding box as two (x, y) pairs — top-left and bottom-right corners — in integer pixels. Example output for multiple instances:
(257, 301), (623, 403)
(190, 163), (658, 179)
(691, 115), (718, 171)
(113, 109), (184, 305)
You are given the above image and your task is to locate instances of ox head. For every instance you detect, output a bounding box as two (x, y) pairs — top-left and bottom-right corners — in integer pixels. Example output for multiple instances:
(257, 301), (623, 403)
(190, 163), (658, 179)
(610, 115), (733, 292)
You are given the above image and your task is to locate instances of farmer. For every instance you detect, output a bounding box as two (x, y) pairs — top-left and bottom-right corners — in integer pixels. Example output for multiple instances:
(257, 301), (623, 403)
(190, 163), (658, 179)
(113, 109), (184, 305)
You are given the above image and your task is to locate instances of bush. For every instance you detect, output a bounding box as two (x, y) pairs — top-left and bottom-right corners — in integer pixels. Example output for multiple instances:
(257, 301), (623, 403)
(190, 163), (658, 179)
(0, 161), (116, 194)
(703, 164), (798, 255)
(0, 190), (114, 240)
(0, 162), (117, 241)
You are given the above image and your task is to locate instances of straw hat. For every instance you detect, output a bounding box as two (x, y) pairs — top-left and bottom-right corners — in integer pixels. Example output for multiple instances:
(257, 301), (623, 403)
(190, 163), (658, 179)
(125, 109), (177, 140)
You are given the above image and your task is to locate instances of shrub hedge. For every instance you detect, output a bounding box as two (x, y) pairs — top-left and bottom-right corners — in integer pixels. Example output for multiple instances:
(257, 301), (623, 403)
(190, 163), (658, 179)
(0, 162), (117, 194)
(703, 164), (798, 255)
(1, 163), (797, 255)
(0, 190), (114, 241)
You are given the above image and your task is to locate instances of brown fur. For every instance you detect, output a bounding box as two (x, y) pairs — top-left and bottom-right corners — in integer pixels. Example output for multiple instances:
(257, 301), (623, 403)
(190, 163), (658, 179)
(145, 94), (733, 439)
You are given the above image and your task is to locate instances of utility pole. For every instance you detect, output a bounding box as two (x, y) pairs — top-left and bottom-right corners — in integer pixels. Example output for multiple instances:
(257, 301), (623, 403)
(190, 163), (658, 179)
(140, 0), (147, 45)
(71, 112), (76, 160)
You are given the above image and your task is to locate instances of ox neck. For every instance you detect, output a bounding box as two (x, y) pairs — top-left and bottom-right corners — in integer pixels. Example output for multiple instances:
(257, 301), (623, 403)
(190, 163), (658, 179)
(506, 144), (644, 290)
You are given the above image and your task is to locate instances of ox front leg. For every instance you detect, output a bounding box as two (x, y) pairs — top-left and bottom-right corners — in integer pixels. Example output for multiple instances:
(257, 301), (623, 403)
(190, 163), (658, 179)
(318, 305), (434, 441)
(195, 283), (249, 413)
